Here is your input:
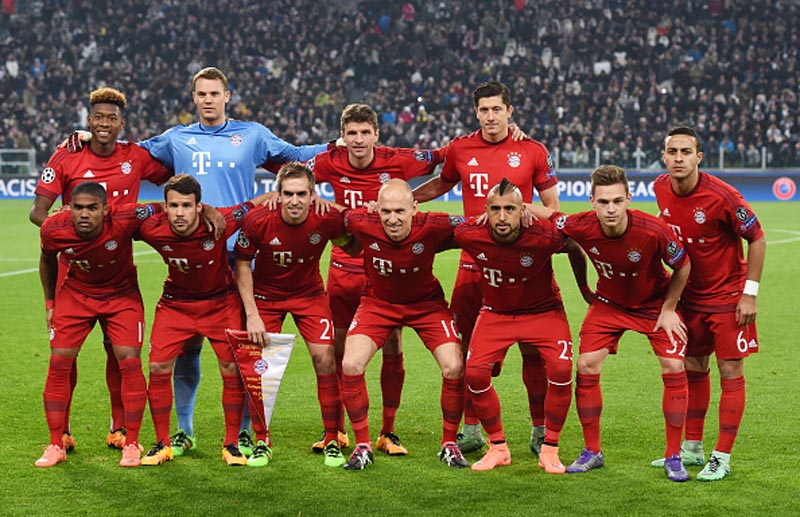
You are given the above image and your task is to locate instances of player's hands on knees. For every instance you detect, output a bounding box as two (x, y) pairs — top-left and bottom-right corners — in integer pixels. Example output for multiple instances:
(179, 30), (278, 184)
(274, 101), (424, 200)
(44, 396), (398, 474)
(59, 130), (92, 152)
(654, 309), (688, 347)
(314, 198), (334, 215)
(736, 295), (757, 326)
(246, 313), (270, 347)
(263, 191), (280, 210)
(509, 123), (528, 141)
(201, 206), (227, 240)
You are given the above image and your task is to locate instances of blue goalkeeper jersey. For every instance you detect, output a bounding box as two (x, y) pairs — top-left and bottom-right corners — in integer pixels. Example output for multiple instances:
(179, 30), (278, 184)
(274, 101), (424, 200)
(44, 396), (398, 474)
(140, 119), (326, 249)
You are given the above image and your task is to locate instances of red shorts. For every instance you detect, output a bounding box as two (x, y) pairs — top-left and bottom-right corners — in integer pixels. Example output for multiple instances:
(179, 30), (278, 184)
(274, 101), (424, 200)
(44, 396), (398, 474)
(468, 309), (573, 373)
(348, 296), (460, 351)
(148, 291), (244, 363)
(327, 266), (367, 330)
(682, 308), (758, 360)
(256, 294), (334, 345)
(450, 266), (483, 344)
(579, 302), (686, 359)
(50, 283), (144, 349)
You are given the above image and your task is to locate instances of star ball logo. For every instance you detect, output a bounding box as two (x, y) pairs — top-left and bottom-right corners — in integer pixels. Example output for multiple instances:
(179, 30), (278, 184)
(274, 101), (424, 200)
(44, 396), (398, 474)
(772, 177), (796, 201)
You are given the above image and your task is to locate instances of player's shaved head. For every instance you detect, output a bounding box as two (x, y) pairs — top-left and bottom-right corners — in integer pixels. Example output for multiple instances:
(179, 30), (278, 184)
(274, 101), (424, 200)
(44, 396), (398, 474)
(164, 174), (202, 203)
(591, 165), (629, 196)
(378, 178), (414, 205)
(89, 87), (127, 113)
(378, 179), (417, 242)
(487, 178), (522, 203)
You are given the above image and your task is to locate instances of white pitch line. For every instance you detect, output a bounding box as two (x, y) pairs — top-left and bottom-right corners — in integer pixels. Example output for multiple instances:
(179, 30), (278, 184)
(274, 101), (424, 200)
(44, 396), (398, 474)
(0, 250), (158, 279)
(768, 229), (800, 245)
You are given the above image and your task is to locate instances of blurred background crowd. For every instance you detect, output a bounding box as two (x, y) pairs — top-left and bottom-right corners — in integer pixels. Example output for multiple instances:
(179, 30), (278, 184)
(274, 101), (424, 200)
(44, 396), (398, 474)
(0, 0), (798, 170)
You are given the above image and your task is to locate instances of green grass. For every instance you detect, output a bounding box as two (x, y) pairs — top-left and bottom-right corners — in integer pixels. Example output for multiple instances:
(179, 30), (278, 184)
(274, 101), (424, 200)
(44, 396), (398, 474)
(1, 199), (798, 516)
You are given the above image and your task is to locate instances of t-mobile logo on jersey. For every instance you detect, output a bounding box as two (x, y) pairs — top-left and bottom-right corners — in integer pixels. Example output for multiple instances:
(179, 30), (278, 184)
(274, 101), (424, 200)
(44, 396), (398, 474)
(667, 223), (683, 241)
(343, 189), (364, 208)
(273, 251), (293, 267)
(482, 267), (503, 287)
(168, 257), (190, 273)
(372, 257), (393, 276)
(468, 173), (490, 197)
(69, 259), (91, 272)
(592, 259), (614, 279)
(192, 151), (212, 175)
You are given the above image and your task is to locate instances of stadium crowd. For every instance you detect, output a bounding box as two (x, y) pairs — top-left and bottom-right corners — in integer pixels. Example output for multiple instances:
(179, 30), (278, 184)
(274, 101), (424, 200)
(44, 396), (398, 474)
(1, 0), (799, 169)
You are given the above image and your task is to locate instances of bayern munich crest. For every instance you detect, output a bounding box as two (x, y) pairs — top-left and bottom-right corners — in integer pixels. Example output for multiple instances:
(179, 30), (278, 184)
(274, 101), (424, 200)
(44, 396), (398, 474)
(202, 239), (215, 251)
(253, 359), (268, 374)
(230, 134), (243, 146)
(309, 233), (321, 245)
(379, 172), (390, 183)
(693, 209), (706, 224)
(507, 152), (521, 168)
(121, 161), (132, 175)
(41, 167), (56, 184)
(627, 249), (641, 263)
(411, 242), (424, 255)
(520, 255), (533, 267)
(105, 240), (118, 251)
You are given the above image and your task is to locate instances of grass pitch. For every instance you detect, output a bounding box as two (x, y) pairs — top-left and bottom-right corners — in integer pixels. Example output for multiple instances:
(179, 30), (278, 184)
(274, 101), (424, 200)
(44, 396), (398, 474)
(0, 199), (798, 516)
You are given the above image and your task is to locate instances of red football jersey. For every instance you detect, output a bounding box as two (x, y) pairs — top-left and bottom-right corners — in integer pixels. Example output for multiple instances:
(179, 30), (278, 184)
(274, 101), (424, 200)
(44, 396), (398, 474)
(552, 209), (688, 318)
(136, 203), (254, 300)
(309, 145), (444, 271)
(654, 172), (764, 312)
(36, 144), (170, 206)
(343, 209), (459, 305)
(454, 219), (566, 314)
(41, 204), (160, 299)
(234, 206), (347, 300)
(440, 130), (557, 217)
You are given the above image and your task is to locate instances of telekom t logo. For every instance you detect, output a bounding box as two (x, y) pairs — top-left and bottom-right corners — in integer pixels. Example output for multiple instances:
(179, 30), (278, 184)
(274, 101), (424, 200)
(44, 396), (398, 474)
(592, 259), (614, 279)
(469, 173), (490, 197)
(273, 251), (292, 267)
(168, 257), (190, 273)
(192, 151), (212, 175)
(343, 189), (364, 208)
(372, 257), (393, 276)
(482, 267), (503, 287)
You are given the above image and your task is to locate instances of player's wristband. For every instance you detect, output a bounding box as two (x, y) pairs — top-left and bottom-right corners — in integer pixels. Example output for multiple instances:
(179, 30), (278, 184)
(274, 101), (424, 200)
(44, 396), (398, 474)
(743, 280), (759, 297)
(45, 299), (54, 310)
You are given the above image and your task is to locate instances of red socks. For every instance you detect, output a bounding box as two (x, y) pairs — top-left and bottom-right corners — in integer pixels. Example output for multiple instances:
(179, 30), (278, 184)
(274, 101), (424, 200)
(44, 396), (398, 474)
(662, 371), (688, 457)
(379, 353), (405, 435)
(575, 373), (602, 453)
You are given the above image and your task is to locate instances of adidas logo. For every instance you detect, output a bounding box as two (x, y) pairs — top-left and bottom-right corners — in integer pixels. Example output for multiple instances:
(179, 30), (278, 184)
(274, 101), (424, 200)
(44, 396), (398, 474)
(162, 245), (173, 252)
(269, 237), (282, 245)
(369, 242), (381, 251)
(341, 176), (351, 184)
(467, 157), (479, 166)
(662, 208), (671, 217)
(187, 136), (198, 145)
(476, 252), (488, 261)
(83, 170), (95, 178)
(589, 247), (599, 255)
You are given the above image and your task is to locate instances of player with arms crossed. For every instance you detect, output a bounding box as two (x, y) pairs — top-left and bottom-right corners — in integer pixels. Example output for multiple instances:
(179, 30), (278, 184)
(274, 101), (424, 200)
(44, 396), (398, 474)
(339, 179), (468, 470)
(30, 87), (171, 452)
(234, 163), (358, 468)
(413, 81), (560, 455)
(454, 179), (590, 473)
(303, 103), (447, 455)
(136, 174), (267, 467)
(652, 126), (765, 481)
(36, 181), (159, 468)
(527, 165), (693, 482)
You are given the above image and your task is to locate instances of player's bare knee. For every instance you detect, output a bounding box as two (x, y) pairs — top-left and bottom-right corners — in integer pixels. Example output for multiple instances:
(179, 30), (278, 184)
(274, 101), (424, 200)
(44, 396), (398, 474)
(341, 356), (367, 376)
(217, 359), (238, 376)
(149, 361), (173, 375)
(309, 346), (336, 375)
(658, 357), (685, 375)
(441, 360), (464, 380)
(717, 358), (743, 379)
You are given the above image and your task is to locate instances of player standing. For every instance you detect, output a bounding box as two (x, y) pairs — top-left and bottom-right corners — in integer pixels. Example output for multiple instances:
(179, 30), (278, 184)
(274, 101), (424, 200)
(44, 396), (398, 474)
(652, 126), (765, 481)
(235, 163), (358, 467)
(338, 179), (468, 470)
(36, 181), (158, 468)
(454, 179), (589, 473)
(306, 103), (446, 455)
(29, 87), (170, 452)
(527, 165), (693, 482)
(136, 174), (265, 467)
(413, 81), (560, 455)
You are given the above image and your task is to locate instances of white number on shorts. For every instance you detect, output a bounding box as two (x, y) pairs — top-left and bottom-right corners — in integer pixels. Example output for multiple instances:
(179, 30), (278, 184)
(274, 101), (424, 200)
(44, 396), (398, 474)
(736, 330), (748, 353)
(557, 339), (573, 360)
(665, 340), (687, 357)
(319, 318), (333, 341)
(440, 319), (459, 339)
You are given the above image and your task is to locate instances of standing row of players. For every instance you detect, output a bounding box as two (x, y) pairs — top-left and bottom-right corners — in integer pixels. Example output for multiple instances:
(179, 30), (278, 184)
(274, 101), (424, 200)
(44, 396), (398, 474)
(31, 70), (764, 482)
